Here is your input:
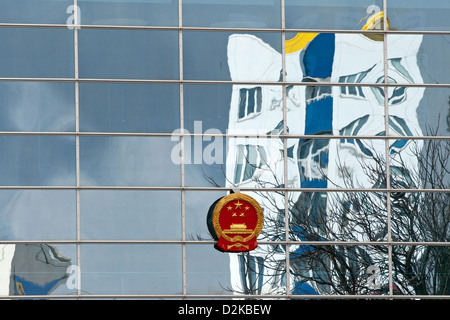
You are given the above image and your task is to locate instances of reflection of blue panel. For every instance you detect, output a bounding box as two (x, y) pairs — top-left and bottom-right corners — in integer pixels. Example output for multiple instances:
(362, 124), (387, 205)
(301, 179), (327, 189)
(14, 276), (64, 296)
(305, 97), (333, 135)
(293, 282), (319, 295)
(303, 33), (335, 78)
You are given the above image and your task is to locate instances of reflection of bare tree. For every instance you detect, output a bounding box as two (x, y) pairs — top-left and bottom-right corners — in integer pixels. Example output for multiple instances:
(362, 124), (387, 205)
(219, 137), (449, 296)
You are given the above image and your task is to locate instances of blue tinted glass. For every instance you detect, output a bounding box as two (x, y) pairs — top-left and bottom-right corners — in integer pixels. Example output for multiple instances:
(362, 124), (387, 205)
(183, 84), (230, 134)
(413, 88), (450, 137)
(185, 191), (227, 240)
(0, 28), (74, 78)
(0, 190), (76, 241)
(81, 244), (182, 295)
(80, 136), (180, 186)
(0, 0), (72, 24)
(78, 0), (178, 26)
(390, 34), (450, 85)
(0, 82), (75, 132)
(285, 0), (383, 30)
(79, 83), (180, 133)
(78, 29), (179, 80)
(186, 245), (231, 295)
(183, 136), (228, 188)
(388, 0), (450, 31)
(81, 190), (182, 240)
(183, 31), (281, 81)
(0, 136), (76, 186)
(1, 243), (76, 296)
(183, 0), (281, 28)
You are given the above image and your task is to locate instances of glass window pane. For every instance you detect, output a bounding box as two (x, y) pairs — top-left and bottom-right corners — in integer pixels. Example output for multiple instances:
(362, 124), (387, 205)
(80, 136), (180, 186)
(183, 84), (231, 135)
(185, 190), (227, 241)
(183, 31), (281, 81)
(289, 245), (389, 295)
(0, 0), (72, 24)
(287, 138), (387, 190)
(78, 0), (178, 27)
(390, 140), (450, 190)
(186, 245), (232, 295)
(78, 29), (179, 80)
(81, 244), (182, 295)
(1, 243), (76, 297)
(0, 135), (76, 186)
(388, 0), (450, 31)
(81, 190), (181, 240)
(79, 83), (180, 133)
(285, 0), (383, 30)
(389, 34), (450, 85)
(413, 88), (450, 137)
(183, 0), (281, 28)
(289, 191), (388, 242)
(287, 87), (387, 136)
(286, 33), (384, 84)
(390, 192), (449, 242)
(0, 190), (76, 241)
(392, 246), (450, 295)
(0, 28), (74, 78)
(0, 82), (75, 132)
(184, 136), (228, 188)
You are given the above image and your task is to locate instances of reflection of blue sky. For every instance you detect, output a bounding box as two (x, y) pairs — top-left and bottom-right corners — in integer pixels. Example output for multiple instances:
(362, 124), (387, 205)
(0, 82), (75, 132)
(0, 28), (74, 78)
(78, 29), (179, 80)
(80, 136), (180, 187)
(80, 190), (182, 240)
(0, 191), (76, 241)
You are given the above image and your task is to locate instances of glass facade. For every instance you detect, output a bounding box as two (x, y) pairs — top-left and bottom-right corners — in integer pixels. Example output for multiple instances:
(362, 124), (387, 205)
(0, 0), (448, 299)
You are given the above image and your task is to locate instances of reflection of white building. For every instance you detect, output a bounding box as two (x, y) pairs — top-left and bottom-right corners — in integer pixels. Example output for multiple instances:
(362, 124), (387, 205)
(225, 12), (424, 295)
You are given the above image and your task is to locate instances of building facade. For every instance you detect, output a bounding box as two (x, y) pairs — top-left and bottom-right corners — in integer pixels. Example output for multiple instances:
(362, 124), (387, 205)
(0, 0), (449, 299)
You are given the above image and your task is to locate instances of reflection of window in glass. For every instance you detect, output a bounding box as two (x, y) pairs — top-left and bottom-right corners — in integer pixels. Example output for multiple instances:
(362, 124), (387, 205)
(234, 144), (268, 184)
(339, 116), (374, 157)
(238, 87), (262, 120)
(388, 115), (414, 155)
(338, 67), (373, 99)
(297, 138), (330, 181)
(371, 76), (407, 106)
(371, 58), (413, 105)
(305, 86), (332, 105)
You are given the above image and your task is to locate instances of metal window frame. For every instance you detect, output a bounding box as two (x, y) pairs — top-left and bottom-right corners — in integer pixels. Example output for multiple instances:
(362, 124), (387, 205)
(0, 0), (448, 300)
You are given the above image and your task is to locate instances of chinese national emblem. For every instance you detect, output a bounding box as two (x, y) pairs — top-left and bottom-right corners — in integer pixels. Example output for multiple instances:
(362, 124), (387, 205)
(208, 193), (264, 252)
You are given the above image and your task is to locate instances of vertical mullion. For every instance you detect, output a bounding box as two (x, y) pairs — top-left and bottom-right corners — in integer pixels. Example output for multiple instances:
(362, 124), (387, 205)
(280, 0), (290, 299)
(73, 0), (82, 299)
(382, 0), (393, 298)
(178, 0), (187, 299)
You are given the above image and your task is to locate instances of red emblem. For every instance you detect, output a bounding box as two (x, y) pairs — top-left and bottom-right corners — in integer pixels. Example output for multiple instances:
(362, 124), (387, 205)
(209, 193), (264, 252)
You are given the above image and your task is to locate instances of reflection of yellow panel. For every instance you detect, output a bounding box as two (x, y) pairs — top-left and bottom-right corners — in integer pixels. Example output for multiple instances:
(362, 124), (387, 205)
(285, 33), (319, 54)
(361, 11), (391, 41)
(361, 11), (390, 30)
(16, 281), (25, 295)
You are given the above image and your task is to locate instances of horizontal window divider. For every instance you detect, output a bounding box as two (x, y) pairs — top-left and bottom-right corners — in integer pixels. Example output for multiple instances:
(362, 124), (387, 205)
(0, 240), (448, 246)
(0, 186), (448, 193)
(1, 294), (450, 300)
(0, 131), (449, 141)
(0, 23), (449, 36)
(0, 77), (449, 88)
